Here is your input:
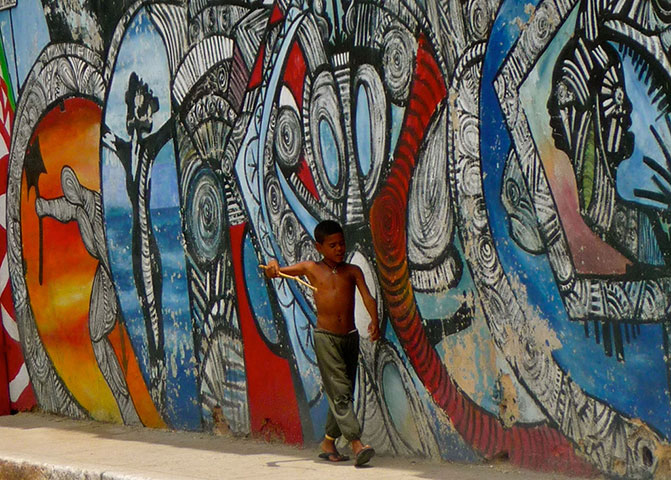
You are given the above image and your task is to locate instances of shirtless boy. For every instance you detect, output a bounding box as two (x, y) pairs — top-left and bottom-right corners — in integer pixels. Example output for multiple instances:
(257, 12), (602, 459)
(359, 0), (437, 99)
(264, 220), (380, 466)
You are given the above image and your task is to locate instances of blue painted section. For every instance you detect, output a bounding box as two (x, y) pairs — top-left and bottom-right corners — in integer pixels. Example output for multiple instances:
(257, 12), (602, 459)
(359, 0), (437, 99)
(243, 232), (280, 345)
(481, 1), (671, 438)
(389, 104), (405, 156)
(323, 0), (342, 43)
(415, 237), (474, 321)
(0, 0), (48, 88)
(277, 163), (319, 238)
(382, 363), (416, 438)
(382, 323), (481, 462)
(103, 154), (148, 372)
(616, 47), (671, 211)
(319, 119), (341, 186)
(355, 84), (372, 176)
(105, 10), (171, 142)
(417, 234), (504, 417)
(149, 142), (200, 430)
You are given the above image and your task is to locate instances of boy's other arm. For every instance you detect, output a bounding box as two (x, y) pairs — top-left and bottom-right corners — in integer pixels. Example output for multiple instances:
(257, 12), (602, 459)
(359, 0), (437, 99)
(353, 267), (380, 341)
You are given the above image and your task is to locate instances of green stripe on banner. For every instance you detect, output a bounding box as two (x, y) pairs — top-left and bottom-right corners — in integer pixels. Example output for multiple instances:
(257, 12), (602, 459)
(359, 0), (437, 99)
(0, 37), (14, 110)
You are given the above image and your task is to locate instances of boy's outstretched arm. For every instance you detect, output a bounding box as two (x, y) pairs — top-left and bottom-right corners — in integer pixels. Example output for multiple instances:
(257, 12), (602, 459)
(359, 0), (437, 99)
(353, 267), (380, 341)
(263, 259), (312, 279)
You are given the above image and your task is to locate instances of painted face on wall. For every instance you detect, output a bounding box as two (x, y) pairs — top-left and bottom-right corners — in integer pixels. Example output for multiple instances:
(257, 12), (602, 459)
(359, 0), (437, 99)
(547, 37), (634, 212)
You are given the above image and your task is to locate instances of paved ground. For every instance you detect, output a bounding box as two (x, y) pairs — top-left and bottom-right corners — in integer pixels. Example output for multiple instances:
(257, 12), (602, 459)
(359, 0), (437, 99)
(0, 412), (592, 479)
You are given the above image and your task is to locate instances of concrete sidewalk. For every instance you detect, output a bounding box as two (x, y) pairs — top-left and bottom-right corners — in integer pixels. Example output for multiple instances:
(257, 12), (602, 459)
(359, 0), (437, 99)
(0, 412), (587, 480)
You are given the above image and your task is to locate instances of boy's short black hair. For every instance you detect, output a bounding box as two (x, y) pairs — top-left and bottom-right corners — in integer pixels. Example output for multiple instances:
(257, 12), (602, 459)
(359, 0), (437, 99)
(314, 220), (343, 244)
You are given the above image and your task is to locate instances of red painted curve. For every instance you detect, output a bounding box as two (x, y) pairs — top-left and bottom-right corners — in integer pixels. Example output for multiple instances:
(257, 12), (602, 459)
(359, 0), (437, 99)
(230, 223), (303, 444)
(369, 35), (594, 475)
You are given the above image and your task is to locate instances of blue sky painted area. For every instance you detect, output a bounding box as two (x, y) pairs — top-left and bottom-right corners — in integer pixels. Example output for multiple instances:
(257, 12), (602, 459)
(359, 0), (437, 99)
(105, 10), (171, 143)
(102, 146), (150, 390)
(0, 0), (49, 89)
(101, 8), (199, 430)
(481, 1), (671, 438)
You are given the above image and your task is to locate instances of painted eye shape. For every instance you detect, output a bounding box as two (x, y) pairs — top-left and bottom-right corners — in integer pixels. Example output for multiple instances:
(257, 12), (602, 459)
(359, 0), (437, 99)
(353, 64), (387, 201)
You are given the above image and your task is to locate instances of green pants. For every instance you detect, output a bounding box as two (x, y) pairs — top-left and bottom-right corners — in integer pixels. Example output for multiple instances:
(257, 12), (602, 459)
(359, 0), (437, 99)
(313, 329), (361, 441)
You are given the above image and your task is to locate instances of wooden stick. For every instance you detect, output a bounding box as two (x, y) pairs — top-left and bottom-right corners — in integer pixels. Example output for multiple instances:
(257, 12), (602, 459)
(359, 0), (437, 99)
(259, 265), (318, 292)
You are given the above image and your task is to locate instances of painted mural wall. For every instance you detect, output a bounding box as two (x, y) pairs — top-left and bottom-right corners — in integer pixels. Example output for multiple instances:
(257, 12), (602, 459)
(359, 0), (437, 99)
(3, 0), (671, 477)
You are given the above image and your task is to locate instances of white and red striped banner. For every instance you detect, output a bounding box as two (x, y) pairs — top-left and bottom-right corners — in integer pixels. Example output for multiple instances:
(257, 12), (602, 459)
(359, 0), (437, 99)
(0, 68), (36, 413)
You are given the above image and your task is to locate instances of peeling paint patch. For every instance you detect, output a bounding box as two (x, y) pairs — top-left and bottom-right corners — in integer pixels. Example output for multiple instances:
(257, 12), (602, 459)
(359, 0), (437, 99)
(653, 443), (671, 479)
(505, 273), (562, 358)
(496, 374), (519, 428)
(439, 301), (499, 409)
(212, 406), (231, 436)
(258, 418), (286, 444)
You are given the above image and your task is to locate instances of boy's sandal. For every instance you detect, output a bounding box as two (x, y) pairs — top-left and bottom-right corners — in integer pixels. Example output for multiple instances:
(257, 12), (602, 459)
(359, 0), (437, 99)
(318, 451), (350, 462)
(354, 445), (375, 466)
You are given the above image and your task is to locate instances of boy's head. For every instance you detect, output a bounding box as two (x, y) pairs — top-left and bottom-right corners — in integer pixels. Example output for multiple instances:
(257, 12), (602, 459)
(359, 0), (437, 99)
(314, 220), (346, 264)
(314, 220), (344, 244)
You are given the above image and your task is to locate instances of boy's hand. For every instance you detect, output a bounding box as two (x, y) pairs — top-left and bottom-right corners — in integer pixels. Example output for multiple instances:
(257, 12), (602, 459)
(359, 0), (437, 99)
(368, 320), (380, 342)
(264, 259), (280, 278)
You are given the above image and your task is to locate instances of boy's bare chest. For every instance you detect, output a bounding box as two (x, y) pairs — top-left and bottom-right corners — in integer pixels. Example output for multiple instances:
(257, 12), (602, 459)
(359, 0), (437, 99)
(312, 269), (355, 301)
(315, 272), (354, 292)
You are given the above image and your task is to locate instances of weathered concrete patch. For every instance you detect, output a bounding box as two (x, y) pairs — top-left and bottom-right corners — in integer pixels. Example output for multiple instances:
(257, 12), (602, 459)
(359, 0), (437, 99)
(0, 459), (101, 480)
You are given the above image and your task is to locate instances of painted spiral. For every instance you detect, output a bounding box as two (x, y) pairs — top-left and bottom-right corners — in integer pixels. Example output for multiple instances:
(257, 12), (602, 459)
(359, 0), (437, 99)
(382, 27), (416, 102)
(274, 106), (303, 170)
(186, 168), (225, 263)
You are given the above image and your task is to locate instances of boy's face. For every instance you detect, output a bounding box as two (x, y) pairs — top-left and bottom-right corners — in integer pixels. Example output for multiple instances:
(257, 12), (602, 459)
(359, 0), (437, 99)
(316, 232), (346, 264)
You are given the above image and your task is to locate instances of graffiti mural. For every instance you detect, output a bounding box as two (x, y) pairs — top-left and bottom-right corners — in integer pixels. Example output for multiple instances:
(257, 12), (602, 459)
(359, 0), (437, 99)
(2, 0), (671, 477)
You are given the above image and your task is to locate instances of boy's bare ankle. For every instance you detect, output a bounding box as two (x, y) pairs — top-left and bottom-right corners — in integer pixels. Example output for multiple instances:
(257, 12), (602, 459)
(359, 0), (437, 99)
(350, 439), (364, 453)
(321, 436), (336, 450)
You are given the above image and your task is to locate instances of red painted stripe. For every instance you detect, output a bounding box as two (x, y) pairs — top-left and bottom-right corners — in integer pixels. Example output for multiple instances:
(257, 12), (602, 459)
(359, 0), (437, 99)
(11, 382), (36, 412)
(472, 402), (483, 450)
(247, 42), (266, 90)
(229, 223), (303, 444)
(269, 3), (284, 25)
(284, 42), (306, 110)
(0, 320), (9, 415)
(478, 414), (493, 456)
(295, 157), (320, 201)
